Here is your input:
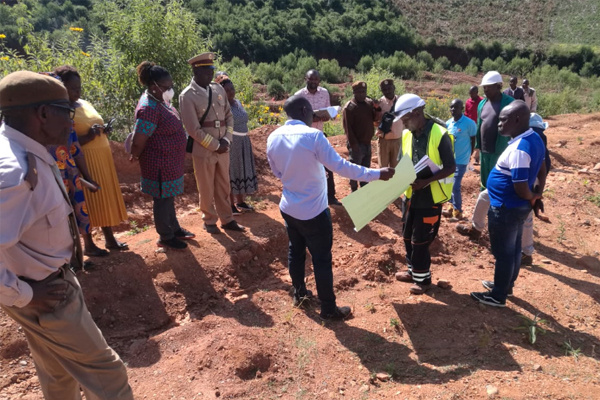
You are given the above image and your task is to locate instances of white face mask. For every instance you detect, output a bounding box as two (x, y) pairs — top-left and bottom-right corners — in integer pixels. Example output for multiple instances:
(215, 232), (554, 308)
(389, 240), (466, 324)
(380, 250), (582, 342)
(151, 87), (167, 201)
(153, 80), (175, 103)
(162, 88), (175, 103)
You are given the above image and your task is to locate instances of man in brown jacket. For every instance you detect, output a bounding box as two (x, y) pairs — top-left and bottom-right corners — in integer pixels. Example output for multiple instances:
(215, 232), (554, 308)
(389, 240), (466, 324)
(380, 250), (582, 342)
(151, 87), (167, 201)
(179, 52), (245, 234)
(342, 81), (381, 191)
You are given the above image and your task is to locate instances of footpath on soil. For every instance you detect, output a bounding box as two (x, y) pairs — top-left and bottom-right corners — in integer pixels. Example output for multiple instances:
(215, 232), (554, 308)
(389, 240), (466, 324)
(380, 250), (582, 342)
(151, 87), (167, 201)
(1, 114), (600, 400)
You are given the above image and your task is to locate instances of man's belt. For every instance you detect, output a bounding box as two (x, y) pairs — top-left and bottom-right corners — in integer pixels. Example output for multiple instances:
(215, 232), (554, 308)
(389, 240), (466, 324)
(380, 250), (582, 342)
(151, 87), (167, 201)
(201, 120), (226, 129)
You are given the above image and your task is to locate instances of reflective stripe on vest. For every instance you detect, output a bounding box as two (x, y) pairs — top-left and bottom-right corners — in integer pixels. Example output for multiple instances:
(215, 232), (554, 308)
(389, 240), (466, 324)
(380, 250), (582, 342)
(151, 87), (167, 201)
(402, 122), (454, 204)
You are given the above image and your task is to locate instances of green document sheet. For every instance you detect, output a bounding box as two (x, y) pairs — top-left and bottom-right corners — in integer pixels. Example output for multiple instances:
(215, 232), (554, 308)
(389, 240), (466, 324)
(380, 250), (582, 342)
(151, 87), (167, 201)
(341, 155), (416, 231)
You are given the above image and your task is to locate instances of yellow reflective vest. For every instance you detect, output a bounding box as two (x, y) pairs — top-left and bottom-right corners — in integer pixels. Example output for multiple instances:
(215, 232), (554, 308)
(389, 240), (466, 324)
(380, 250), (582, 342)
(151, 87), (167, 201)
(402, 122), (454, 204)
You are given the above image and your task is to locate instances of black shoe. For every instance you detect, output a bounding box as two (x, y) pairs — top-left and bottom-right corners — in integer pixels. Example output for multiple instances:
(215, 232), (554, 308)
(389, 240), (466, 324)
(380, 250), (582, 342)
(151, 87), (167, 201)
(221, 220), (246, 232)
(320, 306), (352, 321)
(521, 253), (533, 266)
(470, 291), (506, 307)
(204, 224), (221, 234)
(293, 290), (315, 308)
(231, 205), (242, 216)
(157, 237), (188, 249)
(481, 280), (513, 297)
(236, 202), (254, 212)
(328, 198), (342, 206)
(174, 227), (195, 240)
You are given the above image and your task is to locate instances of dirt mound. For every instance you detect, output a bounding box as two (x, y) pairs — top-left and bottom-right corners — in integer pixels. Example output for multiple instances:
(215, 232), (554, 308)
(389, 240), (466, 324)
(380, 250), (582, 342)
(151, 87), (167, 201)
(2, 113), (600, 400)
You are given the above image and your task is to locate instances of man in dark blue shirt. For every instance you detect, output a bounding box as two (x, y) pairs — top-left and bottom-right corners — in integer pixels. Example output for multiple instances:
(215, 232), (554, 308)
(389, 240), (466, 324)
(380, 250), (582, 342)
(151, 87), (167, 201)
(471, 101), (547, 307)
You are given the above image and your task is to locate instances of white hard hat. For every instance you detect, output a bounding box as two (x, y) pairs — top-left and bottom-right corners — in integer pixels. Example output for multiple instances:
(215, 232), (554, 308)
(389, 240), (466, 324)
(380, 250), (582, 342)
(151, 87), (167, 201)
(481, 71), (503, 86)
(529, 113), (548, 130)
(393, 93), (426, 122)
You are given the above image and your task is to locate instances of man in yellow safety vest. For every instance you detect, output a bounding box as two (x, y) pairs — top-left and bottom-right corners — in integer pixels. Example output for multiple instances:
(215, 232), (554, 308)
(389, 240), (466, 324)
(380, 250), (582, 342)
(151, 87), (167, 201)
(393, 94), (456, 294)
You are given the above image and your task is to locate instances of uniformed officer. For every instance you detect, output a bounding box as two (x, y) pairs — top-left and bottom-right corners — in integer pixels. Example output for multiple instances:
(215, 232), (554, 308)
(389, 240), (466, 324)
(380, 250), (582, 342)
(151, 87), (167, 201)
(0, 71), (133, 400)
(179, 52), (245, 234)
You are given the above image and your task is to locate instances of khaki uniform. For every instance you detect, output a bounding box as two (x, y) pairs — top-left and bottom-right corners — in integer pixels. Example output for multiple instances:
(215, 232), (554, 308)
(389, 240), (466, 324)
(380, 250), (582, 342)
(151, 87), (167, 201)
(179, 79), (234, 225)
(0, 124), (133, 400)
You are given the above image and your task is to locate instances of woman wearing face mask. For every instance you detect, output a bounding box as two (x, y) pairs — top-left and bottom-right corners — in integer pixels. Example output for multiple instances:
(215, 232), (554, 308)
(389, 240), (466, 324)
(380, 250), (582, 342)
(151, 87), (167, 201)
(130, 61), (194, 249)
(53, 65), (130, 256)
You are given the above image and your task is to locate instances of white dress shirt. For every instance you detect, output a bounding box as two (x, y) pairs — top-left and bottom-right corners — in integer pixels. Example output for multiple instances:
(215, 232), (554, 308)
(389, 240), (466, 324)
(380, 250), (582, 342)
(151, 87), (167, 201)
(267, 120), (380, 220)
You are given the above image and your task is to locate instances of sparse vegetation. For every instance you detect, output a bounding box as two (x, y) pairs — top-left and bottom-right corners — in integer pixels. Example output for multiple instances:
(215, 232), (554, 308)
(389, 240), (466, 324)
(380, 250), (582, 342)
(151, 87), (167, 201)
(513, 314), (548, 345)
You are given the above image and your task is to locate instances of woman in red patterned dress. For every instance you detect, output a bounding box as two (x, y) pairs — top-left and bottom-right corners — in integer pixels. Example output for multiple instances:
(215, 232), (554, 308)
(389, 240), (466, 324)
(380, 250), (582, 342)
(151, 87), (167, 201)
(130, 61), (194, 249)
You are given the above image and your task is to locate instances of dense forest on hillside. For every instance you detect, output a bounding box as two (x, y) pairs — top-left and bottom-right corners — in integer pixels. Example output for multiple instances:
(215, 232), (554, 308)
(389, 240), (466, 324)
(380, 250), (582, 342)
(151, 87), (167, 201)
(2, 0), (600, 135)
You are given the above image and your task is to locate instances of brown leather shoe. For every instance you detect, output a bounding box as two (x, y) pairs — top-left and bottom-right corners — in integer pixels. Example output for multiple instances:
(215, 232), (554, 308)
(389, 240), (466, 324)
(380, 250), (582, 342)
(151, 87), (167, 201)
(409, 283), (431, 295)
(395, 271), (413, 282)
(456, 223), (482, 240)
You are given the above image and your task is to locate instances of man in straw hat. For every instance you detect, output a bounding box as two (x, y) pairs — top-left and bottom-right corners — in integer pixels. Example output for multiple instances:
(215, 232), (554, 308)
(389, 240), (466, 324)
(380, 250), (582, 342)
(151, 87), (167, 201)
(392, 94), (456, 294)
(0, 71), (133, 399)
(180, 52), (245, 234)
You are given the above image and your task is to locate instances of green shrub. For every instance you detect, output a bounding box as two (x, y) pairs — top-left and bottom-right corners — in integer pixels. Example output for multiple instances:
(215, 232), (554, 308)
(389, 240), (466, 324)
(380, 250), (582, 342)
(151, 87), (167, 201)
(537, 87), (582, 117)
(506, 57), (534, 77)
(452, 64), (463, 73)
(318, 58), (345, 83)
(464, 64), (479, 77)
(424, 96), (451, 121)
(267, 79), (286, 100)
(432, 62), (445, 75)
(450, 83), (472, 99)
(415, 50), (435, 70)
(356, 55), (374, 73)
(322, 120), (345, 137)
(436, 56), (451, 70)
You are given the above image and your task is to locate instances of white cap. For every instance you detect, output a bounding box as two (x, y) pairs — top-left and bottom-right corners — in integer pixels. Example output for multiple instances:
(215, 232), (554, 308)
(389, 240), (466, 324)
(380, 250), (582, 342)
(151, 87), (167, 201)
(529, 113), (548, 130)
(481, 71), (503, 86)
(393, 94), (426, 122)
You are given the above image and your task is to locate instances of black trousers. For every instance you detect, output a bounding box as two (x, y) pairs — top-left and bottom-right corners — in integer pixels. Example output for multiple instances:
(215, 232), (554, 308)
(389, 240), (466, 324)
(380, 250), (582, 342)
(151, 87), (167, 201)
(153, 197), (181, 240)
(325, 167), (336, 201)
(401, 199), (442, 285)
(281, 209), (336, 314)
(348, 143), (372, 191)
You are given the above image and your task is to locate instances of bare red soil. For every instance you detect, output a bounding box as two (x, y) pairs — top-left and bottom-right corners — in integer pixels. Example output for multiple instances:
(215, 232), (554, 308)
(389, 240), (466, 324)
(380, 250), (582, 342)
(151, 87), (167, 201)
(1, 114), (600, 400)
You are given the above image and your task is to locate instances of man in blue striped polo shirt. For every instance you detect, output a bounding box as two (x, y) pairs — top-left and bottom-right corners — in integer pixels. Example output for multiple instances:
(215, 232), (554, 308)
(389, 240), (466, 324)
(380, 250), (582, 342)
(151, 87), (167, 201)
(471, 101), (547, 307)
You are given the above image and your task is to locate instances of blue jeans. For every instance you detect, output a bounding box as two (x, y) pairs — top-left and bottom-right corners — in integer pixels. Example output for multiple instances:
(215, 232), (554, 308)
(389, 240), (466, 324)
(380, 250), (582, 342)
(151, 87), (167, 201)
(281, 208), (336, 313)
(488, 205), (532, 301)
(450, 164), (467, 212)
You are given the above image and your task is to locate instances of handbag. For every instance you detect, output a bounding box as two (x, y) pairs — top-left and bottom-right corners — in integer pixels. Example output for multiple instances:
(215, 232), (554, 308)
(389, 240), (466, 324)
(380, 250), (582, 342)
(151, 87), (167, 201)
(377, 95), (398, 136)
(186, 87), (212, 153)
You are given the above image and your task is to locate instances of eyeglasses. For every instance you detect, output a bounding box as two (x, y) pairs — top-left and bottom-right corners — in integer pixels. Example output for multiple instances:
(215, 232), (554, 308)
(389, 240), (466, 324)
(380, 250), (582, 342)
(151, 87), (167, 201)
(47, 103), (76, 120)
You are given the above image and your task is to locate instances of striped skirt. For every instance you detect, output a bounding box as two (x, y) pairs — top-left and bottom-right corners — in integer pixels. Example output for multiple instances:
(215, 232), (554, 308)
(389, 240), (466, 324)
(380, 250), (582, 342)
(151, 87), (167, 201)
(229, 134), (258, 196)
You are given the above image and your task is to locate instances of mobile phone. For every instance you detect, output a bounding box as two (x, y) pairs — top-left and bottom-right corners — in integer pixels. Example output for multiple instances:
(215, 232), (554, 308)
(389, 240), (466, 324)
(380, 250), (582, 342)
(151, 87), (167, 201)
(104, 117), (116, 132)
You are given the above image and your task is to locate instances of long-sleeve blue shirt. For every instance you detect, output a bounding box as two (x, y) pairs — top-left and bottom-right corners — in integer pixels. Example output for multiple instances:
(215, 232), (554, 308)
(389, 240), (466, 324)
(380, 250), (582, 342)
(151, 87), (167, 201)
(267, 120), (381, 220)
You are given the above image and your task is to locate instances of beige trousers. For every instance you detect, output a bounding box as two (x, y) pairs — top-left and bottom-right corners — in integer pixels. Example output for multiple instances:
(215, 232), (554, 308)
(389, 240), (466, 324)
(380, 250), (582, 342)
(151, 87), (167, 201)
(193, 152), (234, 226)
(1, 268), (133, 400)
(377, 138), (401, 168)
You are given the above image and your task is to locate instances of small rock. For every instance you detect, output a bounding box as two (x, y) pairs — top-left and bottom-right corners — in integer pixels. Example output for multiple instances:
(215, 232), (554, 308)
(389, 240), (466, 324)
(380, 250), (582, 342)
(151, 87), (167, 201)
(255, 370), (262, 378)
(215, 390), (220, 397)
(359, 384), (370, 393)
(578, 168), (590, 174)
(19, 360), (27, 366)
(108, 266), (114, 273)
(581, 270), (588, 274)
(556, 141), (567, 148)
(155, 248), (166, 254)
(437, 279), (451, 289)
(253, 256), (258, 261)
(533, 364), (542, 371)
(486, 384), (498, 397)
(593, 162), (600, 171)
(376, 372), (390, 382)
(541, 259), (552, 264)
(582, 220), (591, 226)
(477, 264), (484, 269)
